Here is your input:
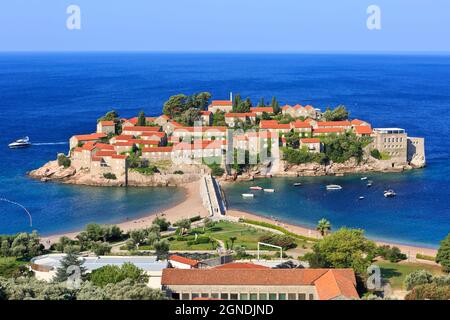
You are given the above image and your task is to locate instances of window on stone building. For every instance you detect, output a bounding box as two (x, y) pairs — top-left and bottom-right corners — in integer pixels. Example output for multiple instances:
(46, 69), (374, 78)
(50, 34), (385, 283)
(259, 293), (268, 300)
(288, 293), (296, 300)
(240, 293), (248, 300)
(250, 293), (258, 300)
(181, 293), (190, 300)
(298, 293), (306, 300)
(230, 293), (238, 300)
(269, 293), (277, 300)
(220, 293), (229, 300)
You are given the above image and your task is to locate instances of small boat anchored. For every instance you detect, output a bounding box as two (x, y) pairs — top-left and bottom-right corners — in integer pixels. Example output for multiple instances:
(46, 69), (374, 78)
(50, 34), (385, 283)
(8, 137), (31, 148)
(359, 196), (365, 200)
(249, 186), (263, 191)
(242, 193), (254, 198)
(293, 183), (302, 187)
(361, 177), (368, 181)
(367, 181), (373, 187)
(326, 184), (342, 190)
(264, 189), (275, 193)
(384, 190), (396, 198)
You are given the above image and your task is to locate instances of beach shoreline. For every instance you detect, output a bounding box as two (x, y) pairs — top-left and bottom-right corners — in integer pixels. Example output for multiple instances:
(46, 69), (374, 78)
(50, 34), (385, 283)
(41, 181), (438, 261)
(226, 209), (438, 259)
(40, 180), (209, 244)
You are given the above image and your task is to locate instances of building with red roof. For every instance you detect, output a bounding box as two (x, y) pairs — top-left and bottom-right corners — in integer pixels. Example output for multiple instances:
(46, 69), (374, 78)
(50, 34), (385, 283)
(312, 127), (345, 136)
(161, 268), (359, 300)
(96, 121), (116, 135)
(300, 138), (323, 153)
(168, 255), (199, 269)
(250, 107), (274, 116)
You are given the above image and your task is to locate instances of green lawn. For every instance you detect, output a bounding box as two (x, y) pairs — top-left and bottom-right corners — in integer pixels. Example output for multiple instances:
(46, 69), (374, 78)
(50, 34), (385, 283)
(374, 260), (444, 290)
(139, 221), (276, 251)
(0, 257), (29, 278)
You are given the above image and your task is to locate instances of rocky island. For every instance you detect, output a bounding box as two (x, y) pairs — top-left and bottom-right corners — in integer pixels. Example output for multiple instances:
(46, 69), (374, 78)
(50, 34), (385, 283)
(29, 92), (426, 186)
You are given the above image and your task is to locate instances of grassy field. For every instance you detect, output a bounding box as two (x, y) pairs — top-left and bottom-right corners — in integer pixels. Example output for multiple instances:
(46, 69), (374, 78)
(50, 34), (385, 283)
(374, 260), (444, 290)
(140, 221), (283, 251)
(0, 257), (29, 278)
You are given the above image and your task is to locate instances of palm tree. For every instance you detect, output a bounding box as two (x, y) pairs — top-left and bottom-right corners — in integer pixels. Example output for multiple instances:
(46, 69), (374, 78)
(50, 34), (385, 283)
(316, 218), (332, 237)
(229, 236), (237, 250)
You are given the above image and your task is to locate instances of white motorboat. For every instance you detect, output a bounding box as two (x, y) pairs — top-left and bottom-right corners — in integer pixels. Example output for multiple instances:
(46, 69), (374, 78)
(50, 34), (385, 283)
(8, 137), (31, 148)
(264, 189), (275, 193)
(367, 181), (373, 187)
(242, 193), (254, 198)
(250, 186), (263, 191)
(384, 190), (396, 198)
(361, 177), (368, 180)
(293, 183), (302, 187)
(359, 196), (365, 200)
(326, 184), (342, 190)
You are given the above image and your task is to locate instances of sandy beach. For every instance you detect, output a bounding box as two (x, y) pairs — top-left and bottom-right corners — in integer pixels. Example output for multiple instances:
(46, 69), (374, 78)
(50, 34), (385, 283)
(41, 180), (438, 261)
(227, 209), (438, 260)
(41, 180), (208, 244)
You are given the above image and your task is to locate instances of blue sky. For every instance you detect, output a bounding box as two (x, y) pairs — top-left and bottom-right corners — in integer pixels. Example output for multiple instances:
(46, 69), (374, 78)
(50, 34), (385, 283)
(0, 0), (448, 52)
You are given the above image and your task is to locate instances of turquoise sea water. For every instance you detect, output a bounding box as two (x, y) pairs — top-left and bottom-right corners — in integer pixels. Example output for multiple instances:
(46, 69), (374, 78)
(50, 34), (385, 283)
(0, 53), (449, 245)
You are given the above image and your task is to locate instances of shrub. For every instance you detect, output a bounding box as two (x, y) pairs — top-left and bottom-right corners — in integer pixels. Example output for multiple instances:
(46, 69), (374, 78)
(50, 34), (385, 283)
(209, 164), (225, 177)
(189, 215), (202, 223)
(405, 283), (450, 300)
(370, 149), (382, 159)
(89, 263), (148, 288)
(376, 245), (407, 262)
(173, 170), (184, 175)
(436, 233), (450, 273)
(103, 173), (117, 180)
(258, 234), (297, 250)
(152, 216), (170, 232)
(404, 270), (433, 290)
(57, 154), (71, 168)
(416, 253), (436, 262)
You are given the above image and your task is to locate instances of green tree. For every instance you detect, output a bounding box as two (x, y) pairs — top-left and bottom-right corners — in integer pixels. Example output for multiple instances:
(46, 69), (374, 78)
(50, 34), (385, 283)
(163, 94), (188, 117)
(53, 247), (87, 284)
(10, 231), (43, 259)
(137, 111), (146, 126)
(153, 239), (170, 259)
(258, 97), (265, 107)
(271, 96), (280, 114)
(98, 110), (119, 122)
(436, 233), (450, 273)
(153, 216), (171, 232)
(1, 240), (10, 257)
(323, 105), (349, 121)
(175, 219), (191, 236)
(404, 270), (433, 290)
(89, 263), (148, 288)
(177, 108), (201, 126)
(129, 230), (147, 249)
(304, 228), (376, 274)
(316, 218), (332, 236)
(212, 111), (226, 126)
(90, 242), (111, 256)
(229, 236), (237, 250)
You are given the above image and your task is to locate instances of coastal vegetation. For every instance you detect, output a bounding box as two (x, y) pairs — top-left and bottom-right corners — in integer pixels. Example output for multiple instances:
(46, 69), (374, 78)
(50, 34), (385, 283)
(57, 154), (71, 168)
(323, 105), (349, 121)
(316, 219), (332, 237)
(241, 218), (317, 242)
(436, 233), (450, 272)
(162, 92), (211, 125)
(282, 132), (372, 165)
(89, 263), (148, 288)
(0, 232), (44, 259)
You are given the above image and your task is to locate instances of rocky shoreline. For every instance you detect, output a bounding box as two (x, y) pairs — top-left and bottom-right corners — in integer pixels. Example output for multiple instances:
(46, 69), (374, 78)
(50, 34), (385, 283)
(28, 160), (203, 187)
(29, 154), (425, 187)
(223, 156), (425, 182)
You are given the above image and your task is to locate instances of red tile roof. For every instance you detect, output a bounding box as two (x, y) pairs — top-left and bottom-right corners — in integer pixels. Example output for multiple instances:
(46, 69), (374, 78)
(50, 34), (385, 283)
(74, 133), (107, 141)
(161, 268), (359, 300)
(260, 120), (290, 130)
(351, 119), (367, 125)
(281, 104), (292, 110)
(313, 128), (345, 134)
(95, 143), (115, 151)
(126, 117), (156, 125)
(316, 121), (351, 127)
(111, 154), (128, 159)
(99, 120), (115, 126)
(214, 263), (269, 270)
(174, 126), (227, 133)
(225, 112), (256, 118)
(211, 100), (232, 106)
(141, 132), (166, 138)
(200, 111), (212, 115)
(122, 126), (161, 132)
(353, 126), (372, 135)
(293, 104), (304, 110)
(169, 255), (199, 267)
(114, 134), (134, 141)
(95, 150), (116, 157)
(168, 121), (183, 128)
(301, 138), (321, 144)
(250, 107), (274, 113)
(291, 120), (312, 129)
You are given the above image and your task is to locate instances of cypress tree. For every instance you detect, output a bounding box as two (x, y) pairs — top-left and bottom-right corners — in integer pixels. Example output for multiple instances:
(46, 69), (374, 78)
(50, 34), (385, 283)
(54, 247), (87, 284)
(137, 111), (146, 126)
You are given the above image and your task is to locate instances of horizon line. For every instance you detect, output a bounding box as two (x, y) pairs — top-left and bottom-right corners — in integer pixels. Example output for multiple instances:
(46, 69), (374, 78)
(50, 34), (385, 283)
(0, 50), (450, 56)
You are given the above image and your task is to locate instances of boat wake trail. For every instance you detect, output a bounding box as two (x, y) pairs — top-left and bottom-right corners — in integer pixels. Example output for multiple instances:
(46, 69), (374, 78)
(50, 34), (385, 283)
(33, 142), (68, 146)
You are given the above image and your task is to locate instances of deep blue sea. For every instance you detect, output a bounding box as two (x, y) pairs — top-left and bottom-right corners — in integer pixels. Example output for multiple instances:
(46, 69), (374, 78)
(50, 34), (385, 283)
(0, 53), (449, 246)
